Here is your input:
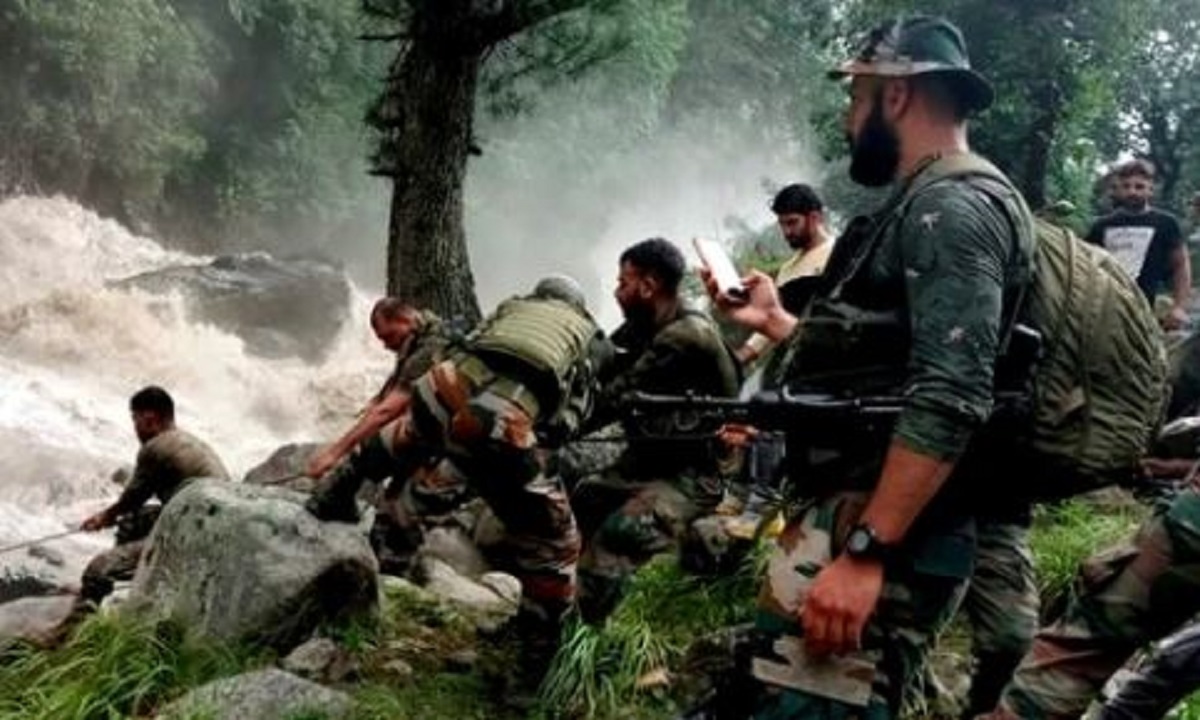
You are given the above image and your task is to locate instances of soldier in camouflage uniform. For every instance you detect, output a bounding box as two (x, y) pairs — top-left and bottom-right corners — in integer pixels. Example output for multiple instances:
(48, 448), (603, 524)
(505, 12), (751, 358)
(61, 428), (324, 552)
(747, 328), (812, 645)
(706, 17), (1039, 718)
(981, 487), (1200, 720)
(309, 275), (611, 693)
(79, 386), (230, 605)
(305, 298), (471, 574)
(572, 238), (741, 624)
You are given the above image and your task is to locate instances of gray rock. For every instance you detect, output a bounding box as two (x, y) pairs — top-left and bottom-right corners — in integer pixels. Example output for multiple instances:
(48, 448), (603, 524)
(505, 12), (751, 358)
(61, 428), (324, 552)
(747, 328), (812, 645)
(243, 443), (324, 493)
(414, 557), (519, 633)
(478, 572), (522, 607)
(282, 637), (358, 683)
(382, 659), (414, 682)
(0, 594), (77, 649)
(419, 525), (490, 579)
(112, 252), (352, 362)
(129, 480), (378, 650)
(160, 668), (351, 720)
(243, 443), (381, 508)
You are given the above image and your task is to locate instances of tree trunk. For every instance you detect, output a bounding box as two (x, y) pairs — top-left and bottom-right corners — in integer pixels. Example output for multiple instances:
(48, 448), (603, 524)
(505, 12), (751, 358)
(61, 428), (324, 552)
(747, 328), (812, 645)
(1146, 103), (1182, 209)
(1019, 96), (1060, 210)
(367, 0), (594, 323)
(380, 37), (483, 323)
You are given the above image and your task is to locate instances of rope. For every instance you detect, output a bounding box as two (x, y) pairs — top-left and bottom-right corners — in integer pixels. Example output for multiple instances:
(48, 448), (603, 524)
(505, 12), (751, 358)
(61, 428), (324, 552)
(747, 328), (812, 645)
(0, 529), (88, 556)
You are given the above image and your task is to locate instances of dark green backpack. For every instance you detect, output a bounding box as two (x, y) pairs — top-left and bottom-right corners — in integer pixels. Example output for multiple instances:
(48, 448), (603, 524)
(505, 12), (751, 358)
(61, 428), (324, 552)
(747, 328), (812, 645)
(913, 154), (1168, 494)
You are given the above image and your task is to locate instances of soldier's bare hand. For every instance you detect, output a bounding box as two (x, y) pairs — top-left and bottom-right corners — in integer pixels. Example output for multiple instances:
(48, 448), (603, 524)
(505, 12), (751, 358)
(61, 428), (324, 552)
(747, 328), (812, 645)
(1141, 457), (1196, 479)
(1163, 305), (1189, 332)
(80, 511), (111, 532)
(800, 554), (884, 657)
(717, 423), (759, 448)
(701, 269), (797, 340)
(305, 448), (340, 479)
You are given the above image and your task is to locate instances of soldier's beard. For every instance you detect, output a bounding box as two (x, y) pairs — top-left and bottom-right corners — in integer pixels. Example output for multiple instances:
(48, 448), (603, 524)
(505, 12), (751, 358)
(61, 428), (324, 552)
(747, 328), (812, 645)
(620, 301), (655, 327)
(848, 100), (900, 188)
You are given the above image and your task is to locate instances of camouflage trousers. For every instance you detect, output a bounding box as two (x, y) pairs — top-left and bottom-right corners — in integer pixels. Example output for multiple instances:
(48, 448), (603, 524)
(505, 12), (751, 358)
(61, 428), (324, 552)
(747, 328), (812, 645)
(959, 520), (1040, 717)
(370, 453), (474, 576)
(988, 488), (1200, 720)
(573, 472), (723, 623)
(402, 358), (581, 623)
(1095, 619), (1200, 720)
(81, 504), (162, 603)
(751, 493), (970, 719)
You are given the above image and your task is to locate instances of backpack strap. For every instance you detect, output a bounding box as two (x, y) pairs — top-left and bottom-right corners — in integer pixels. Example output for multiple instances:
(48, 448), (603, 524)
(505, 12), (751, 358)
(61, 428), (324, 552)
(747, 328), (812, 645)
(897, 153), (1037, 357)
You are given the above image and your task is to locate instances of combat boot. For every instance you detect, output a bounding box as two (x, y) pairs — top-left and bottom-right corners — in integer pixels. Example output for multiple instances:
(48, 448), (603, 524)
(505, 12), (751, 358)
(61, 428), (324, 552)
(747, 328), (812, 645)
(304, 460), (362, 523)
(963, 650), (1027, 720)
(305, 436), (394, 522)
(495, 604), (568, 712)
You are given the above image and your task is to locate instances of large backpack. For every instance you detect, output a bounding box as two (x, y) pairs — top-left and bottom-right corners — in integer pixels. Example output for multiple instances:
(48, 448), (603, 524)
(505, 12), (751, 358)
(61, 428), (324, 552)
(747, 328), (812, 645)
(910, 154), (1169, 495)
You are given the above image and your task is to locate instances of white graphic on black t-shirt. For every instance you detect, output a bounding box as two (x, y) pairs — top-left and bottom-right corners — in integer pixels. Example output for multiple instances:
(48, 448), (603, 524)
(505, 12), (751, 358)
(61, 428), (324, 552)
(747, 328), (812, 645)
(1102, 225), (1156, 279)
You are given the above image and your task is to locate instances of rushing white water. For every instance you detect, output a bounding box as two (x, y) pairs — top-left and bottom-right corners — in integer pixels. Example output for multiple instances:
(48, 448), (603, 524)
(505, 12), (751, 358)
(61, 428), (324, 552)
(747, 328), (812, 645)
(0, 195), (391, 537)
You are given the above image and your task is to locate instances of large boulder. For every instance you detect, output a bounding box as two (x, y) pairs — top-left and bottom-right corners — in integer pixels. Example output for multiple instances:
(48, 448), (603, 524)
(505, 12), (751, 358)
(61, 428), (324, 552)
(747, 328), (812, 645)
(0, 594), (77, 649)
(112, 252), (352, 362)
(160, 668), (351, 720)
(128, 480), (378, 650)
(242, 442), (324, 494)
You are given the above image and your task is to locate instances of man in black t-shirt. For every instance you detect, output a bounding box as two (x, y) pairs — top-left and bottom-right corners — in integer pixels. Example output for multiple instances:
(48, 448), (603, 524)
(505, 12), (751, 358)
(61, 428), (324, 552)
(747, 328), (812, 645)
(1085, 159), (1191, 329)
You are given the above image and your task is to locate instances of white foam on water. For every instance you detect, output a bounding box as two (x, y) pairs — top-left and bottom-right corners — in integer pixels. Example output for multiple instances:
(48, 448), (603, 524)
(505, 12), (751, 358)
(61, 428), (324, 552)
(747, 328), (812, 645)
(0, 195), (391, 534)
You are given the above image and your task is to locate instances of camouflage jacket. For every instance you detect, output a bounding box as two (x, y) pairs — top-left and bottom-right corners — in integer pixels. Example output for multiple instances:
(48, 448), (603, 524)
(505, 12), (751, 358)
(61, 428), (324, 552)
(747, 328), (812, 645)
(777, 155), (1033, 463)
(596, 304), (741, 477)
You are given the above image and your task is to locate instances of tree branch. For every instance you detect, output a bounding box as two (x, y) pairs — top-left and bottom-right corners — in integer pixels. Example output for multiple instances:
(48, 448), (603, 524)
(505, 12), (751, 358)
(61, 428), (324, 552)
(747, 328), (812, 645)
(473, 0), (593, 46)
(360, 32), (409, 42)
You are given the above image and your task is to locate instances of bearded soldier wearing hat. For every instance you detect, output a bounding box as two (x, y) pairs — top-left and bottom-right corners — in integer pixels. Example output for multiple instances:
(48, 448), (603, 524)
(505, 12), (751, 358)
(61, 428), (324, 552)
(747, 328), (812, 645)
(698, 15), (1043, 719)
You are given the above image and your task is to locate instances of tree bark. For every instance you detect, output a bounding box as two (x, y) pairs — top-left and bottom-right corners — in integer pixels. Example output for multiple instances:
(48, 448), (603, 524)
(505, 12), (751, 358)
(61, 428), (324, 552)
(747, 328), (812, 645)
(1017, 81), (1064, 210)
(379, 35), (483, 323)
(1146, 103), (1182, 209)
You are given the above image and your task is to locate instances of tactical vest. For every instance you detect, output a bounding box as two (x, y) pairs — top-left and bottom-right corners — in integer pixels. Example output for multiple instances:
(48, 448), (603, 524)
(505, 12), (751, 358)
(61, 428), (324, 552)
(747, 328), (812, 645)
(766, 216), (920, 397)
(467, 296), (601, 415)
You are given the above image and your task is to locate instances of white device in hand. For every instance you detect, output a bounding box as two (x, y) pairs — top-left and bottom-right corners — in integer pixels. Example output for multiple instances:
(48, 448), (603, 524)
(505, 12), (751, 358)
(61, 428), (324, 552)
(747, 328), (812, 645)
(693, 237), (747, 302)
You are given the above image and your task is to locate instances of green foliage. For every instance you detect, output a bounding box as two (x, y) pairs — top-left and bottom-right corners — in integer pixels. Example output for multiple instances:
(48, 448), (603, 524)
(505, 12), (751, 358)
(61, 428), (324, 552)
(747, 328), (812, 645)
(352, 676), (508, 720)
(167, 0), (387, 252)
(539, 551), (762, 719)
(0, 0), (385, 255)
(0, 0), (212, 209)
(1115, 0), (1200, 210)
(0, 614), (268, 720)
(845, 0), (1146, 210)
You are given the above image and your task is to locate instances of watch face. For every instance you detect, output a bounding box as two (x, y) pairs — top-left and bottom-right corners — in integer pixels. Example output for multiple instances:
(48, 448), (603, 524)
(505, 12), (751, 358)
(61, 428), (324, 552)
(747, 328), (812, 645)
(847, 528), (871, 554)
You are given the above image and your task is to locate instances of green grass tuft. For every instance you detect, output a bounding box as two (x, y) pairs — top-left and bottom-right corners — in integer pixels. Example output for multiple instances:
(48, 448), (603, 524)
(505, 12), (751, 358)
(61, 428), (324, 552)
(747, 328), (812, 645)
(539, 546), (763, 719)
(1029, 498), (1147, 608)
(0, 613), (270, 720)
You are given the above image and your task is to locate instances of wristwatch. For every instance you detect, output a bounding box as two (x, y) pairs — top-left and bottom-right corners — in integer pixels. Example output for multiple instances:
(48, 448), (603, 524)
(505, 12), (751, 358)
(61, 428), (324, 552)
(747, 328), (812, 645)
(844, 522), (893, 562)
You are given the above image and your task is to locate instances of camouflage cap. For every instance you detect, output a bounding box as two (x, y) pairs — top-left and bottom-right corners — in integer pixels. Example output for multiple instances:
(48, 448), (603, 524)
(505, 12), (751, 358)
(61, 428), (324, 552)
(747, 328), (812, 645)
(533, 273), (588, 312)
(829, 15), (994, 113)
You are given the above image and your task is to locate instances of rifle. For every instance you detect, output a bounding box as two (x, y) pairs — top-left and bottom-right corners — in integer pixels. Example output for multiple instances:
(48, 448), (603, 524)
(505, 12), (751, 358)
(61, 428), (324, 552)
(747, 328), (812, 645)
(619, 388), (905, 439)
